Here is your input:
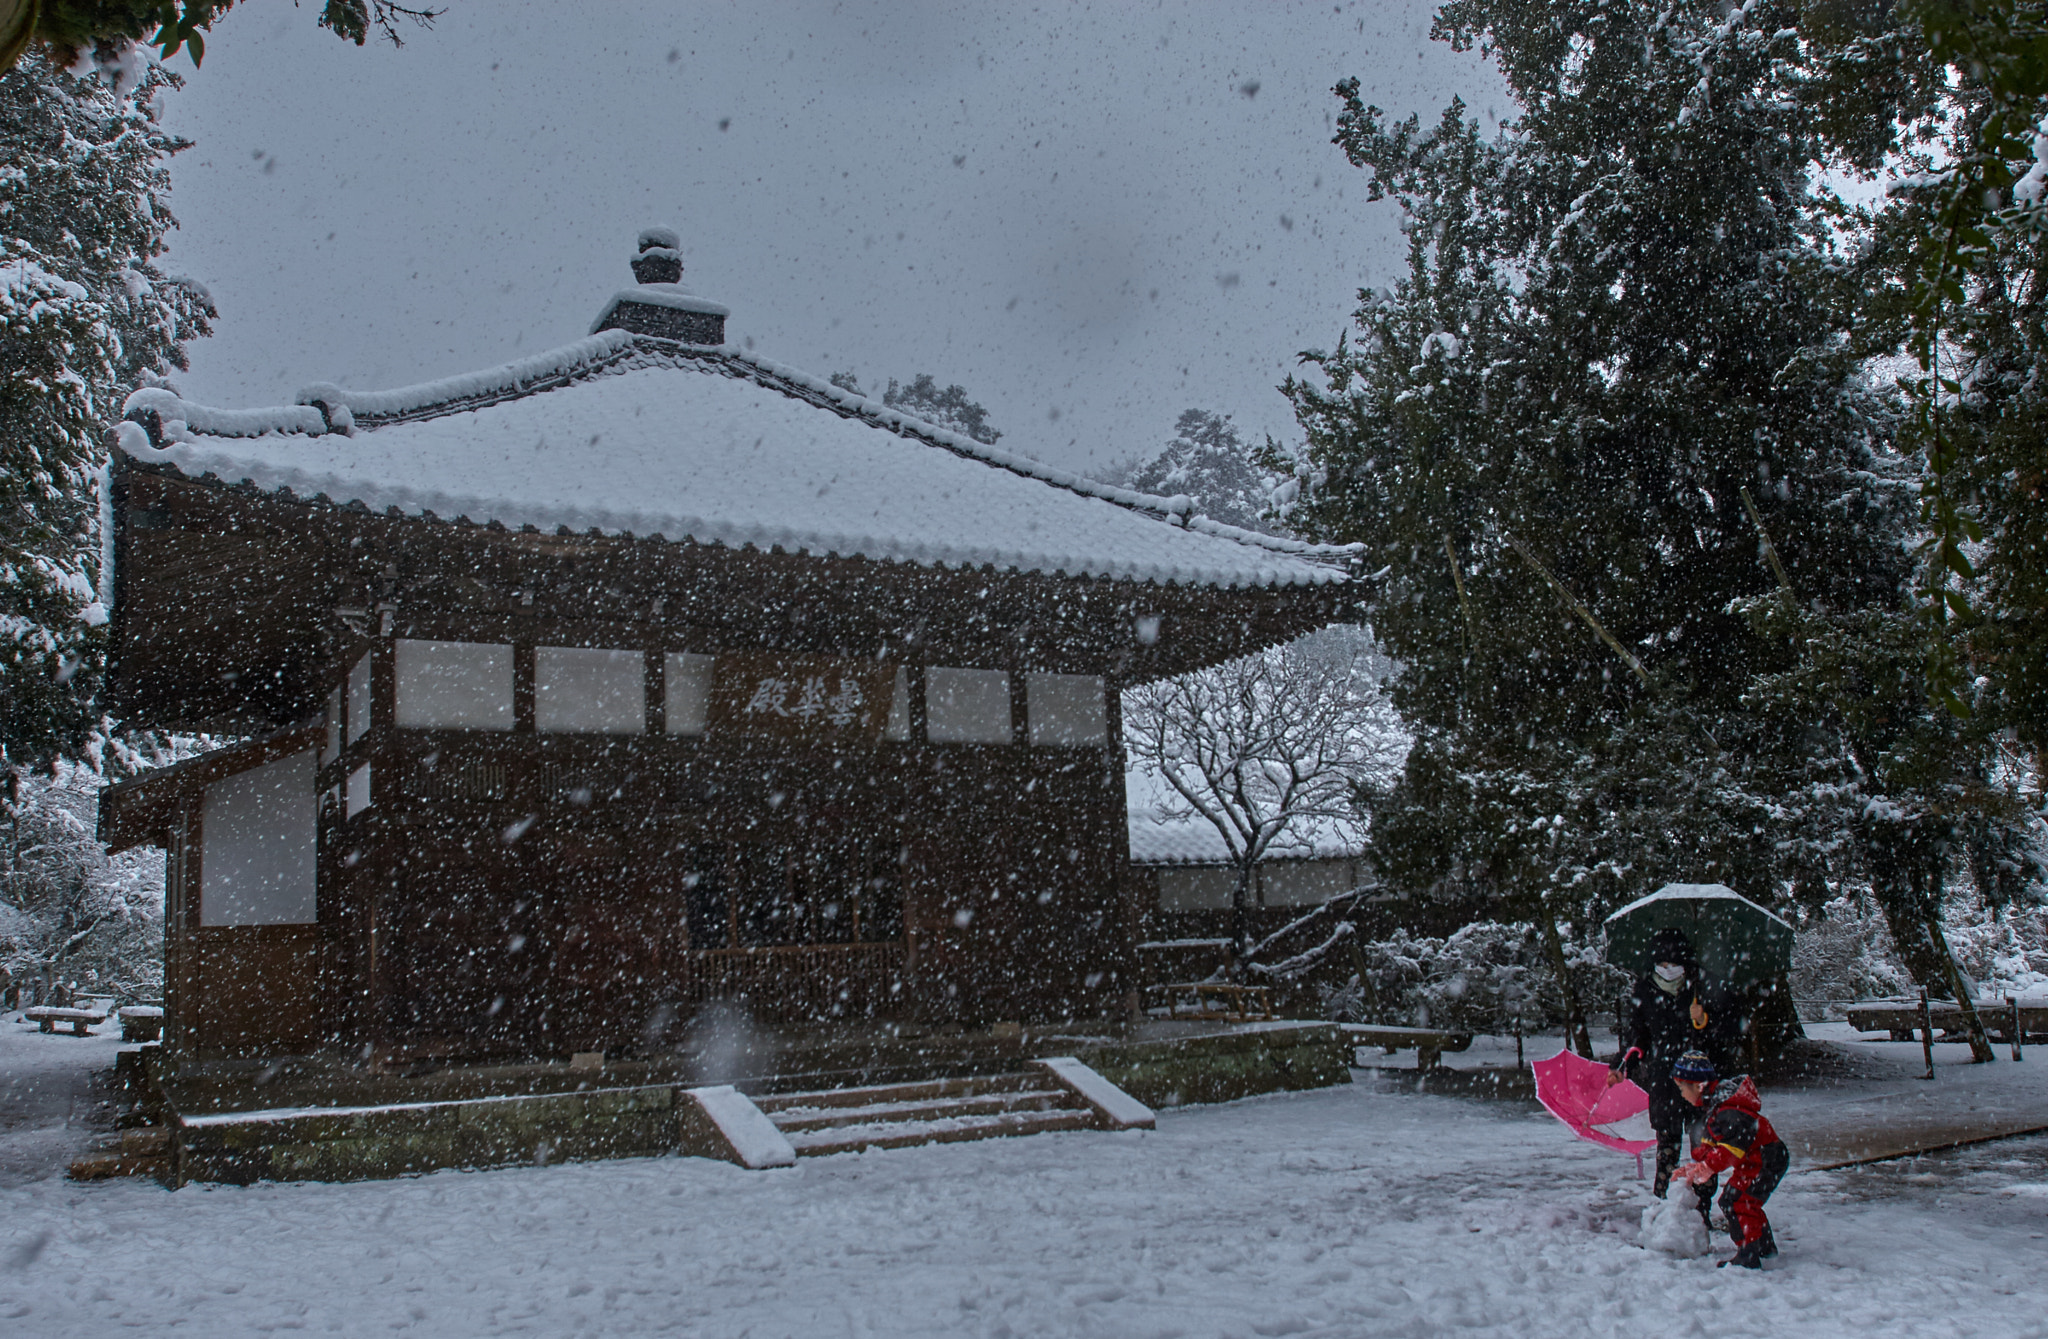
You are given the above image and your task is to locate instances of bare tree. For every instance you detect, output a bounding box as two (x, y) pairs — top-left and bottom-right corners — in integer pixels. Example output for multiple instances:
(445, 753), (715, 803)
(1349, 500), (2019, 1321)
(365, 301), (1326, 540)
(1123, 626), (1407, 961)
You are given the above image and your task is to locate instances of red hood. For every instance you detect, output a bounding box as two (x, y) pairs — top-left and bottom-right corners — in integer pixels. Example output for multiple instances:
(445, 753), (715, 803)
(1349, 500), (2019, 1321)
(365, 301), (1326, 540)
(1709, 1075), (1761, 1115)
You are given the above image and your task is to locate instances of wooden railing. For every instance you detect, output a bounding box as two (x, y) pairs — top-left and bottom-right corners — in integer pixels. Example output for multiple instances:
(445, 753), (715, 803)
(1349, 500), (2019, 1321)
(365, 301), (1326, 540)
(684, 941), (907, 1021)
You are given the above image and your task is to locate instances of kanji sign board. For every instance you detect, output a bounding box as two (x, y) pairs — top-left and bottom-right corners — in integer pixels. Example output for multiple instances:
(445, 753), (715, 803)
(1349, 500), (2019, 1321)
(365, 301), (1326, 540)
(707, 655), (898, 742)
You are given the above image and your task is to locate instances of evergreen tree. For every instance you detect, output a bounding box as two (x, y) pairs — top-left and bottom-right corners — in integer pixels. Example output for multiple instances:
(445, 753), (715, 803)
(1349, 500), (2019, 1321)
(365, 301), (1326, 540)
(6, 2), (438, 77)
(829, 370), (1003, 445)
(1112, 409), (1277, 533)
(1281, 0), (1912, 1051)
(0, 51), (210, 772)
(1800, 0), (2048, 741)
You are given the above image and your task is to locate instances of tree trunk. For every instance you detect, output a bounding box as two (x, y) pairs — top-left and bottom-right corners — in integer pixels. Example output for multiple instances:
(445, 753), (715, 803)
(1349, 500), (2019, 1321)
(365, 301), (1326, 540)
(1229, 860), (1253, 975)
(1535, 898), (1593, 1058)
(1873, 869), (1954, 992)
(1750, 972), (1807, 1057)
(1925, 906), (1997, 1064)
(1870, 839), (1995, 1063)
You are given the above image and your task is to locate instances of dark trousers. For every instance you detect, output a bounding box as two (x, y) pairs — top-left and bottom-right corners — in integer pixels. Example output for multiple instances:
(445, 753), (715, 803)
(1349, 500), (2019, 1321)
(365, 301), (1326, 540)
(1648, 1080), (1690, 1198)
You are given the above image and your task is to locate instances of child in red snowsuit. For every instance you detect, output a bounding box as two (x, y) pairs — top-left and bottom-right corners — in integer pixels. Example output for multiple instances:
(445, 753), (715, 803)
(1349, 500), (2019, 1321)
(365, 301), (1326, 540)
(1671, 1051), (1790, 1269)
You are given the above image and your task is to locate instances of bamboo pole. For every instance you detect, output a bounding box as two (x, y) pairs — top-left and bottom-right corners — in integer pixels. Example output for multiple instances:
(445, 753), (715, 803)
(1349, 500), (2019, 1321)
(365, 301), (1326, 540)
(1925, 908), (1998, 1063)
(1503, 533), (1651, 685)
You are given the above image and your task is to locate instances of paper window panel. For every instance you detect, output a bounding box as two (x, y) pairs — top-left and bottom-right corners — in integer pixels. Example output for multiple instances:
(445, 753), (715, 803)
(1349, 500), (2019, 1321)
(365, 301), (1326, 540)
(393, 640), (515, 730)
(925, 667), (1012, 744)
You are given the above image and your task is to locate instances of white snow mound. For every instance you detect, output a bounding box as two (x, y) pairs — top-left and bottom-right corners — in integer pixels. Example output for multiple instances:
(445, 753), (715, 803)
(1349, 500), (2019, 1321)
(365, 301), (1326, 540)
(1639, 1194), (1710, 1257)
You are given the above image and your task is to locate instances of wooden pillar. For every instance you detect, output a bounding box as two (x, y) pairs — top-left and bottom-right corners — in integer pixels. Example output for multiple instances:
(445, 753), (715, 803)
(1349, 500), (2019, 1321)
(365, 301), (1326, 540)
(1919, 986), (1936, 1081)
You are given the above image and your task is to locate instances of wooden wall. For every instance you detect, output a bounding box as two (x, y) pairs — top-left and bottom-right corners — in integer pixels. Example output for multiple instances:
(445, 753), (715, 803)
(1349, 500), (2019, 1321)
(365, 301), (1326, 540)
(113, 465), (1353, 1067)
(161, 815), (336, 1063)
(306, 716), (1133, 1064)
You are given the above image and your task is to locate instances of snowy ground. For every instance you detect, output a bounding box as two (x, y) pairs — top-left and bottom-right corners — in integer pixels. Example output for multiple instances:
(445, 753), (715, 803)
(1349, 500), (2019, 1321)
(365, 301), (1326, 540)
(0, 1015), (125, 1190)
(3, 1016), (2046, 1338)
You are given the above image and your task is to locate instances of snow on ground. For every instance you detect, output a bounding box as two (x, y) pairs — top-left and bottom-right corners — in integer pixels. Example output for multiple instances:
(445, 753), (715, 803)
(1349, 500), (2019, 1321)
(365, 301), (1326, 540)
(0, 1014), (126, 1190)
(3, 1017), (2047, 1337)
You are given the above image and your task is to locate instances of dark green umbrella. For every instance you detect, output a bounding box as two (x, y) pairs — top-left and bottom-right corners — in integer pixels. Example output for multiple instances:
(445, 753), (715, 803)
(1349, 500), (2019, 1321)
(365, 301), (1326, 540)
(1602, 883), (1794, 989)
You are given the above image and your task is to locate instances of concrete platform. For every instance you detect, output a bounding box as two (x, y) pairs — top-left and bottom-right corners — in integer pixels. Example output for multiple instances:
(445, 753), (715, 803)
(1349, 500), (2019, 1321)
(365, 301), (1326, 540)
(118, 1019), (1352, 1184)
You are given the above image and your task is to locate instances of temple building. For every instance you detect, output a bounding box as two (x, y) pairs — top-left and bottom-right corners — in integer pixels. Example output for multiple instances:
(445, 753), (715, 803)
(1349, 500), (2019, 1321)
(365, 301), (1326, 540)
(100, 231), (1362, 1072)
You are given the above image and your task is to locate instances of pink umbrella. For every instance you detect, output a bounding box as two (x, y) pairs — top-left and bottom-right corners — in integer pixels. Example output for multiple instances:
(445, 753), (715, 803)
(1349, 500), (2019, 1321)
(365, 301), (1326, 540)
(1532, 1047), (1658, 1177)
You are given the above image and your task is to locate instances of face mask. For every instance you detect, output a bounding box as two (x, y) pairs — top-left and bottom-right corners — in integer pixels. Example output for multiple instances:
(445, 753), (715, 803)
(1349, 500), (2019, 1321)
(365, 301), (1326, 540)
(1654, 963), (1686, 982)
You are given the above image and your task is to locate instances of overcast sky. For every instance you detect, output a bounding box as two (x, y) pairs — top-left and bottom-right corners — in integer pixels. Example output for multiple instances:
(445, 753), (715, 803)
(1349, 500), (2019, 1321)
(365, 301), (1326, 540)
(157, 1), (1503, 476)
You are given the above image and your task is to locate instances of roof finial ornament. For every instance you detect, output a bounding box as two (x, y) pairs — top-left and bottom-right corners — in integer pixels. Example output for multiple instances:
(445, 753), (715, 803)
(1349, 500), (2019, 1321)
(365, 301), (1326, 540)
(632, 227), (684, 285)
(591, 227), (730, 344)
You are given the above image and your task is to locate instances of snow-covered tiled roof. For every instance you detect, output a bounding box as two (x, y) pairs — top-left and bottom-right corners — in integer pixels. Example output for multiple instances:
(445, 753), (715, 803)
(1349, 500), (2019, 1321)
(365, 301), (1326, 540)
(115, 332), (1358, 590)
(1127, 810), (1366, 866)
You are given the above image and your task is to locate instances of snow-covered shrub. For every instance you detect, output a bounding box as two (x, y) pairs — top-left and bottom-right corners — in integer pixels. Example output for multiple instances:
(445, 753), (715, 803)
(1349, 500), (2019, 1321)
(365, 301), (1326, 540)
(1343, 921), (1625, 1033)
(1943, 889), (2048, 1000)
(1790, 879), (2048, 1012)
(1790, 896), (1915, 1012)
(0, 763), (165, 1005)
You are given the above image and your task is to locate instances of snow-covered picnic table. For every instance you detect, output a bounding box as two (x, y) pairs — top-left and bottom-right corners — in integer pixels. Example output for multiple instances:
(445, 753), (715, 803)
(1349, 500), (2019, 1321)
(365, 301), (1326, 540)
(20, 1007), (106, 1037)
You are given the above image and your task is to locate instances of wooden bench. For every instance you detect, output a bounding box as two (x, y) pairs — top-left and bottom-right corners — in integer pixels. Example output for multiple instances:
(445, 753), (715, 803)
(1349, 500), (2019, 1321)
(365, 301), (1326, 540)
(23, 1006), (108, 1037)
(119, 1006), (164, 1043)
(1340, 1023), (1474, 1071)
(1145, 981), (1275, 1022)
(1846, 999), (2047, 1043)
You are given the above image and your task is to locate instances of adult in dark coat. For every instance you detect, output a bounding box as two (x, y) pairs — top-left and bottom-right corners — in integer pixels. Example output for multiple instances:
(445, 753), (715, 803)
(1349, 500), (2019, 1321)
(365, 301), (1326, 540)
(1610, 926), (1736, 1197)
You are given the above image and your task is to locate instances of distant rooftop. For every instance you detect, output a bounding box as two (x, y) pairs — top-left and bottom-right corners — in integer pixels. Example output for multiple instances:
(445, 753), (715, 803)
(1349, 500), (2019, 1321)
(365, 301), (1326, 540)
(1127, 808), (1366, 866)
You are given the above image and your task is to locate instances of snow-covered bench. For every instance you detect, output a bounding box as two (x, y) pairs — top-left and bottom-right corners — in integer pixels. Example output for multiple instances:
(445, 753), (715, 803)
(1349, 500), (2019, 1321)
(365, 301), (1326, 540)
(1846, 998), (2044, 1043)
(1340, 1023), (1473, 1071)
(23, 1006), (108, 1036)
(119, 1006), (165, 1042)
(1145, 982), (1274, 1022)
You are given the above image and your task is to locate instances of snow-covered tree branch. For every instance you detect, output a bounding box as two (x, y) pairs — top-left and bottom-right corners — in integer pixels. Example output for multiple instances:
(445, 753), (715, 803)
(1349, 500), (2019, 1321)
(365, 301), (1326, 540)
(1123, 626), (1407, 960)
(0, 762), (165, 1005)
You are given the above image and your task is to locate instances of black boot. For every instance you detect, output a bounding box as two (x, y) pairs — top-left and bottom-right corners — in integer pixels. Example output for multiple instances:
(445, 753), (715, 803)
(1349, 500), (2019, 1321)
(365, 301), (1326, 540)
(1717, 1227), (1771, 1270)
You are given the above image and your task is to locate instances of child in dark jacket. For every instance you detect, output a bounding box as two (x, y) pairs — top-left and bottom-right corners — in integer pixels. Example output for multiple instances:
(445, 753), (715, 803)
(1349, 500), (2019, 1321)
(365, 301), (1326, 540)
(1671, 1050), (1790, 1269)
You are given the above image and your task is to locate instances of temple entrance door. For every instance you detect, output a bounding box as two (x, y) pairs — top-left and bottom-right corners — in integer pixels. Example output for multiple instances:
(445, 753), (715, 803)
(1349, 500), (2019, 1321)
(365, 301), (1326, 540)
(384, 861), (546, 1057)
(548, 844), (688, 1054)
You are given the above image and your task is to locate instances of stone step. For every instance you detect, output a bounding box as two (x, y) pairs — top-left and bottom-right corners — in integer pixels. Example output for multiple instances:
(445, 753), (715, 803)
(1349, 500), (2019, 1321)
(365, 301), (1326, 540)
(767, 1087), (1073, 1133)
(751, 1071), (1041, 1114)
(121, 1127), (172, 1156)
(66, 1124), (174, 1181)
(785, 1106), (1097, 1157)
(67, 1148), (168, 1181)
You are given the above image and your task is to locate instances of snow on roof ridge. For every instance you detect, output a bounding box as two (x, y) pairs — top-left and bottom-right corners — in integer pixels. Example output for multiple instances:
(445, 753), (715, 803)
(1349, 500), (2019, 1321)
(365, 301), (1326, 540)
(121, 387), (326, 440)
(587, 286), (732, 333)
(1127, 809), (1366, 865)
(294, 329), (643, 422)
(713, 345), (1362, 564)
